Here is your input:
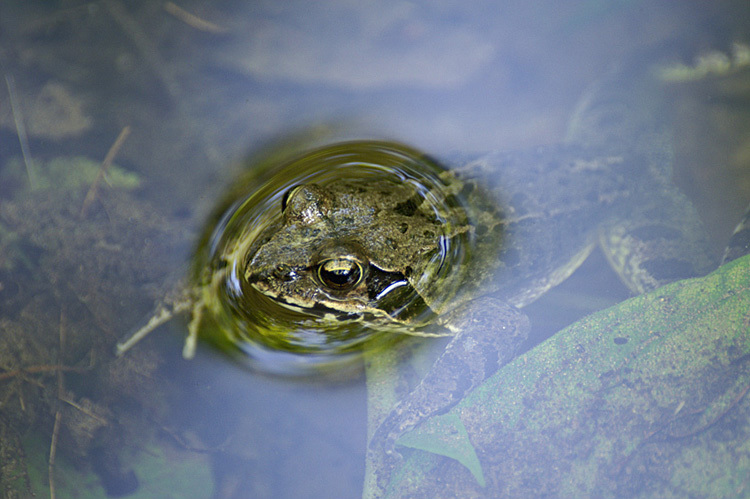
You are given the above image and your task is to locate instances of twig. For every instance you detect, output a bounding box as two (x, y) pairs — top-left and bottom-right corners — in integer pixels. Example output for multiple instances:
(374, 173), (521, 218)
(0, 365), (86, 382)
(81, 125), (131, 217)
(49, 306), (66, 499)
(116, 305), (175, 356)
(164, 2), (228, 34)
(5, 74), (38, 190)
(49, 410), (61, 499)
(57, 307), (66, 396)
(116, 297), (192, 356)
(59, 397), (109, 426)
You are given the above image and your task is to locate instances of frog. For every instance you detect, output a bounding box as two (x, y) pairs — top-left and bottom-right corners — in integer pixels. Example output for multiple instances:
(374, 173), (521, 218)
(115, 57), (748, 493)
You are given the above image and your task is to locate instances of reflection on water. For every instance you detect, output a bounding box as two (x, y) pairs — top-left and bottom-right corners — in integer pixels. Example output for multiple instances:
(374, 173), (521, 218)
(0, 0), (749, 498)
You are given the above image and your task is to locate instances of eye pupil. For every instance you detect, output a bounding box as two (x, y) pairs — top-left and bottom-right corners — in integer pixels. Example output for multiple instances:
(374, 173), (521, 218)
(318, 259), (362, 290)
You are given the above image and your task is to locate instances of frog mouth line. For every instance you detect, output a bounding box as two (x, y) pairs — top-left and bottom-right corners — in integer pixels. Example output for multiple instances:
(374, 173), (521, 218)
(274, 294), (365, 320)
(266, 292), (432, 328)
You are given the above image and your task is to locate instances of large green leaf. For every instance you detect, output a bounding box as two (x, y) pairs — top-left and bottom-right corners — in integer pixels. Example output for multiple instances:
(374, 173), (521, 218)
(369, 254), (750, 498)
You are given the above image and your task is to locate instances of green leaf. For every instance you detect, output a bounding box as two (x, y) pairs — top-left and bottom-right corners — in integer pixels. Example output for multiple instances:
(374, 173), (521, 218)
(396, 412), (485, 487)
(372, 254), (750, 497)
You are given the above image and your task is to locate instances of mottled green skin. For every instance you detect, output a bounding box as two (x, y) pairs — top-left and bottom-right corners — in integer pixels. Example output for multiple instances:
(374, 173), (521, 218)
(245, 178), (450, 323)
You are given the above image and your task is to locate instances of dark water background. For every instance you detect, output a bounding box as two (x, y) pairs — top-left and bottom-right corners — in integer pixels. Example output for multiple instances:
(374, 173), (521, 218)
(1, 1), (749, 498)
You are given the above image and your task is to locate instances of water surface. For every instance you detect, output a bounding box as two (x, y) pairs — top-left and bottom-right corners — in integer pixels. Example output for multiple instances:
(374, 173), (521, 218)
(1, 1), (749, 498)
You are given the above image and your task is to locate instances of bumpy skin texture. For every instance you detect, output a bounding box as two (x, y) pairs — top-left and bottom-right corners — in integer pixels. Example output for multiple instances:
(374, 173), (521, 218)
(245, 179), (445, 320)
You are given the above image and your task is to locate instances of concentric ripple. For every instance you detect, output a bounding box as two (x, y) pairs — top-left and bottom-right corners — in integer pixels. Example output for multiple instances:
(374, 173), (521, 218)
(191, 141), (471, 375)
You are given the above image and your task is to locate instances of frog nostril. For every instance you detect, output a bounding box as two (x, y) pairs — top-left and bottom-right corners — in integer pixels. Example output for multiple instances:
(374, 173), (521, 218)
(273, 264), (297, 281)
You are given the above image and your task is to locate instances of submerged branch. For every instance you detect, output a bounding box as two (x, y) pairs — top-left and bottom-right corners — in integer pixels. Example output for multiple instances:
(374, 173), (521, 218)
(0, 365), (87, 382)
(80, 125), (131, 218)
(164, 2), (228, 34)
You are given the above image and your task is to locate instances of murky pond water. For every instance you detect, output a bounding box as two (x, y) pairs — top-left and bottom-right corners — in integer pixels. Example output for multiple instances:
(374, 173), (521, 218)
(1, 1), (749, 498)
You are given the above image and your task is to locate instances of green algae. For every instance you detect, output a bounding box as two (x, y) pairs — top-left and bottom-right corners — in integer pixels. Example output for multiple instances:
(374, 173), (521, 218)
(2, 156), (140, 195)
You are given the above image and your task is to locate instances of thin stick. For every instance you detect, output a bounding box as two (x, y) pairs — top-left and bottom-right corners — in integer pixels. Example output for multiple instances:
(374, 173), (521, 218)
(5, 74), (38, 190)
(164, 2), (227, 34)
(59, 397), (108, 426)
(57, 307), (66, 393)
(115, 298), (193, 356)
(49, 307), (66, 499)
(80, 125), (131, 217)
(0, 365), (86, 382)
(49, 410), (61, 499)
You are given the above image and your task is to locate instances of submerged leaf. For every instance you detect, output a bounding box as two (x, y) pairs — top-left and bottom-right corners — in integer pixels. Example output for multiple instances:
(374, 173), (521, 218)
(374, 254), (750, 498)
(396, 412), (485, 487)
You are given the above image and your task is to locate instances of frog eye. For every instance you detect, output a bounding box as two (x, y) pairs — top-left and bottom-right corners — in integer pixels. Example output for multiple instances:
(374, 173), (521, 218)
(317, 258), (364, 291)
